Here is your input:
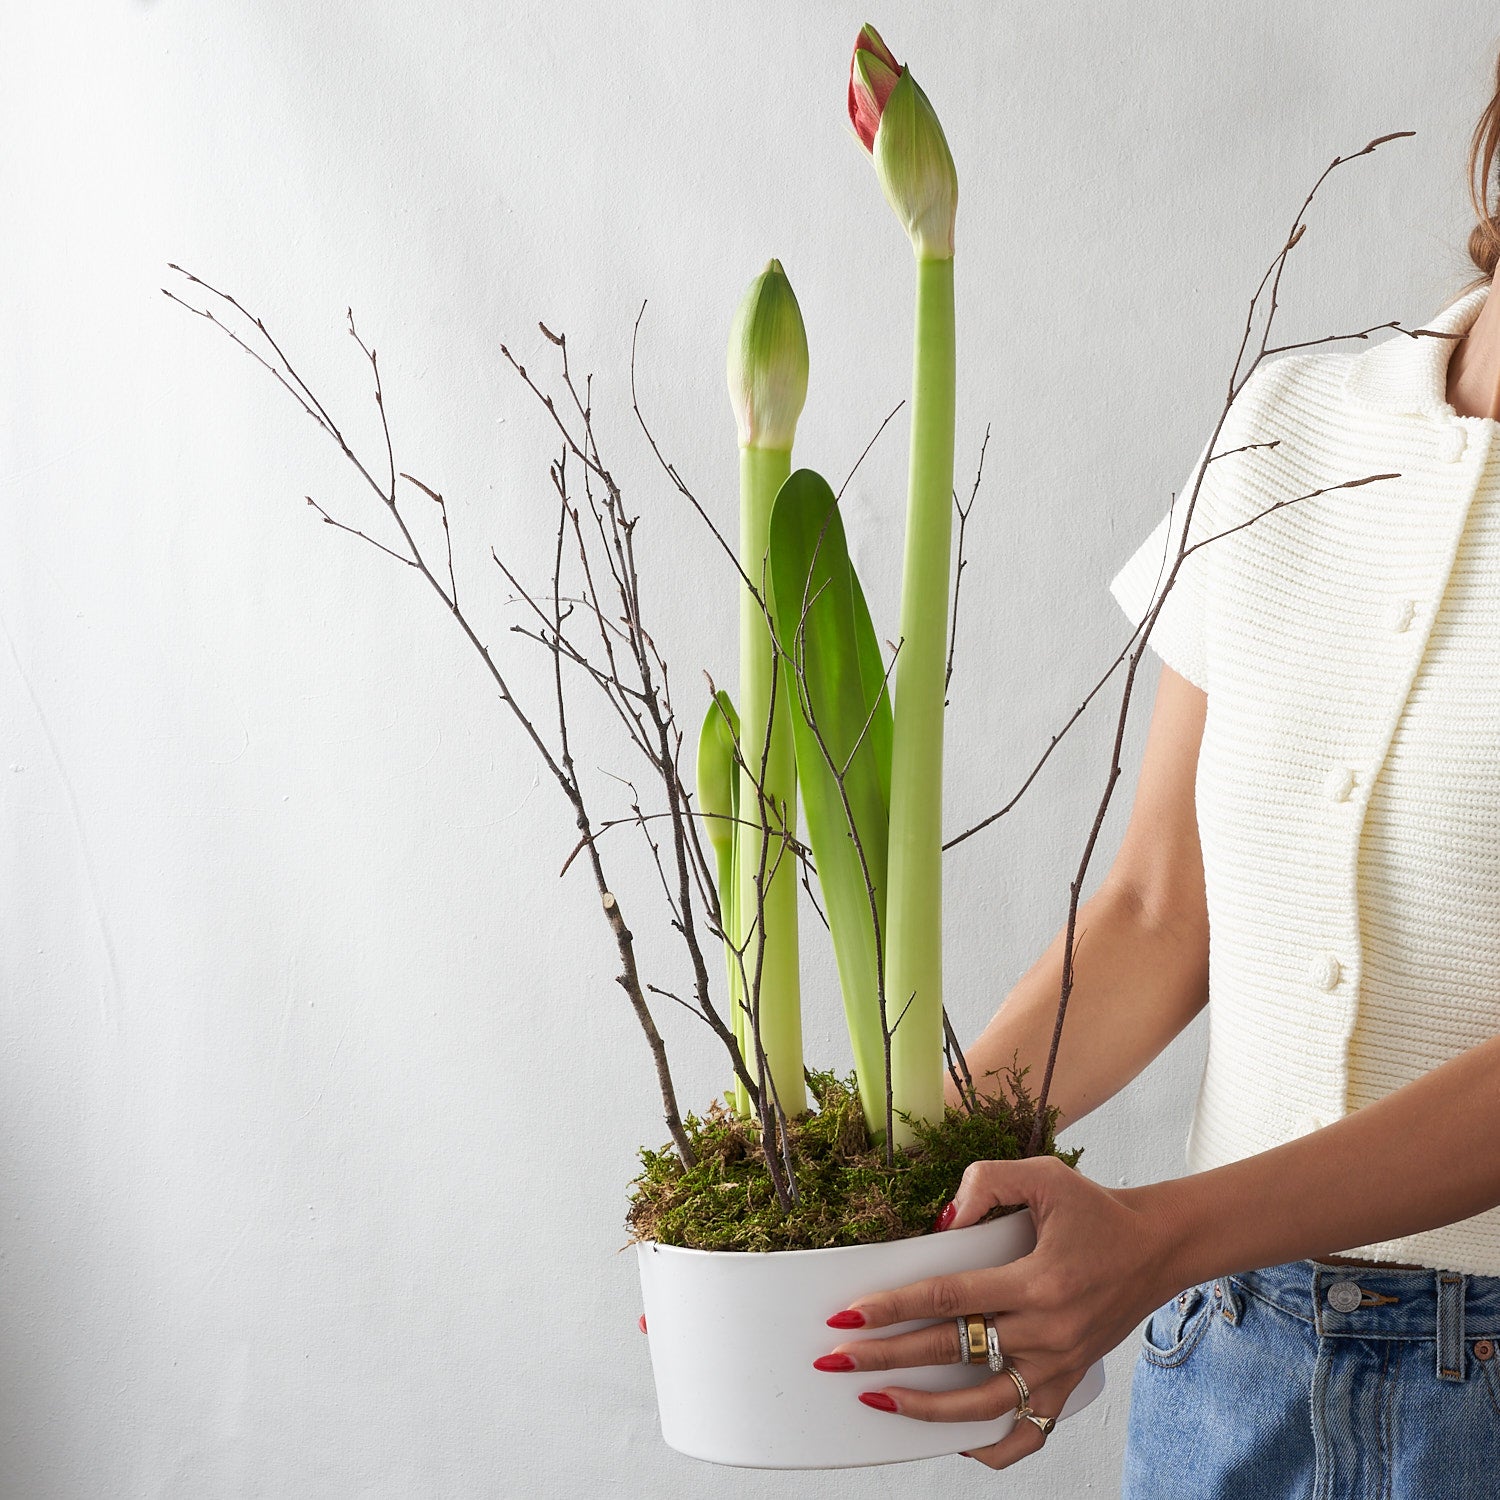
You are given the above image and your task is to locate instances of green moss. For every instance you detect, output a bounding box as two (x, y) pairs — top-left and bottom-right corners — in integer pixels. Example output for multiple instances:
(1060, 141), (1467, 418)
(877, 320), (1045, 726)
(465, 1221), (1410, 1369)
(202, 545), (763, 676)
(626, 1064), (1081, 1252)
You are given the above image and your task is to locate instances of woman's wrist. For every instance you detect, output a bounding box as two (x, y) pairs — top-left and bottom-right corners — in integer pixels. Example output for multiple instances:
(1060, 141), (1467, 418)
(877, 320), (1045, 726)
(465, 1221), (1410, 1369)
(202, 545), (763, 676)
(1118, 1029), (1500, 1296)
(1120, 1174), (1226, 1300)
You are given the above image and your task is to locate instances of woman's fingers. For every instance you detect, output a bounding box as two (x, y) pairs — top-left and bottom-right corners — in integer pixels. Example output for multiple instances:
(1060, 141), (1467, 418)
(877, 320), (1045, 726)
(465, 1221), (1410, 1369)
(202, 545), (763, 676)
(946, 1155), (1073, 1231)
(818, 1317), (967, 1372)
(855, 1359), (1042, 1424)
(962, 1413), (1048, 1467)
(833, 1160), (1084, 1332)
(961, 1369), (1088, 1470)
(835, 1263), (1031, 1330)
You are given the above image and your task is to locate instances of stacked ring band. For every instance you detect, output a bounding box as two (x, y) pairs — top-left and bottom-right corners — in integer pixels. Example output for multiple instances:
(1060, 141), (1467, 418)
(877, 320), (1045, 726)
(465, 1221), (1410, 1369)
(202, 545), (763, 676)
(958, 1320), (1060, 1440)
(964, 1313), (989, 1364)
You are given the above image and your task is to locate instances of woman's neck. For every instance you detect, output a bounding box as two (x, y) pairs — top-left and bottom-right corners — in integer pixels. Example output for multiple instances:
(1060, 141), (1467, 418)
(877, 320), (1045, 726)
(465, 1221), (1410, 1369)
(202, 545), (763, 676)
(1445, 270), (1500, 420)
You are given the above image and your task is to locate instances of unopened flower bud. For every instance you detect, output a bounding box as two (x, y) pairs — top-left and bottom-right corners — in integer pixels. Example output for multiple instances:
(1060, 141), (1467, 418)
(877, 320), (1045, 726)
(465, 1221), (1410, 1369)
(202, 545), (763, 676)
(725, 259), (809, 452)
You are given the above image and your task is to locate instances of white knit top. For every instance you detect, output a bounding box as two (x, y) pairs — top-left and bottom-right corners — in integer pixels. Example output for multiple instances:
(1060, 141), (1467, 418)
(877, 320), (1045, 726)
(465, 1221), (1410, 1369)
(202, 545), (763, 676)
(1108, 281), (1500, 1276)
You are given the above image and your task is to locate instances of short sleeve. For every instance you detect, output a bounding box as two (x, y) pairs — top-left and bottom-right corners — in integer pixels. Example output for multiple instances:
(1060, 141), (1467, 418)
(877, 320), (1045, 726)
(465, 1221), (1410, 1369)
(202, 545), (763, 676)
(1107, 432), (1220, 694)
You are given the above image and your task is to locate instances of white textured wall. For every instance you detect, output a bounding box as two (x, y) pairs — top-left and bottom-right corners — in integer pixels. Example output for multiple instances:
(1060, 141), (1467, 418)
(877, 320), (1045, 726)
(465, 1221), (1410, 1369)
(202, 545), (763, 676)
(1, 3), (1494, 1495)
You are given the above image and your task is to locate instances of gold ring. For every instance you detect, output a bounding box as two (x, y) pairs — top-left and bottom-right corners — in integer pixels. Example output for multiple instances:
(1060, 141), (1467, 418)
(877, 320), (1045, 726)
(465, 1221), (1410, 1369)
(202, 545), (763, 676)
(964, 1313), (989, 1364)
(1000, 1361), (1031, 1410)
(1017, 1407), (1057, 1439)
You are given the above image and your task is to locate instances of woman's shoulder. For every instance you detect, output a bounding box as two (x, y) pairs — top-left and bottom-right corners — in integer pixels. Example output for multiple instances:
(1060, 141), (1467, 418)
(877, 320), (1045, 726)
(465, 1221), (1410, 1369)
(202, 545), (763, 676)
(1229, 346), (1360, 436)
(1207, 341), (1402, 522)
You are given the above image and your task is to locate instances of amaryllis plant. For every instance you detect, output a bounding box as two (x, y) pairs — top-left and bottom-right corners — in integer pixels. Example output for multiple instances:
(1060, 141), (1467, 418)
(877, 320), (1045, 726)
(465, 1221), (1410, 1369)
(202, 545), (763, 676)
(169, 19), (1366, 1225)
(708, 22), (960, 1148)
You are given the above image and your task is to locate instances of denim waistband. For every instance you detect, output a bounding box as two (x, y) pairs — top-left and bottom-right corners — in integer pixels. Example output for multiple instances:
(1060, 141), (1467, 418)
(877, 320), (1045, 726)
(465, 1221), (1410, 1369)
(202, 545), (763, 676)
(1229, 1259), (1500, 1380)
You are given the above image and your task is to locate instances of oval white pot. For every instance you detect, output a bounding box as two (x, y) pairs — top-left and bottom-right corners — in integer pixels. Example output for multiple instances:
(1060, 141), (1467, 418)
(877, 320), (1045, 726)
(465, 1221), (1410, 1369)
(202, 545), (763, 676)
(636, 1209), (1106, 1469)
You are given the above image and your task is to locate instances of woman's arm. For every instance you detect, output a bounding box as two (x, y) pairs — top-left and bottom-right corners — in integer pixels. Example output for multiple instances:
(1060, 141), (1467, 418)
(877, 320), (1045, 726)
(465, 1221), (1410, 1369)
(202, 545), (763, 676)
(1144, 1025), (1500, 1284)
(954, 662), (1212, 1128)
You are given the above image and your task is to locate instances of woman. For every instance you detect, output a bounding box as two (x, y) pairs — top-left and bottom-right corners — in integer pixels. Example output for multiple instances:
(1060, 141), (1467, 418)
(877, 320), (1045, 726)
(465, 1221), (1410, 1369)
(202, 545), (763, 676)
(809, 64), (1500, 1495)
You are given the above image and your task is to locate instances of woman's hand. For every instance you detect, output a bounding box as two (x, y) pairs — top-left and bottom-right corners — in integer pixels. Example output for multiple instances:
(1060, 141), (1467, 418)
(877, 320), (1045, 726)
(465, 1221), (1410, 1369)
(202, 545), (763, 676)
(814, 1156), (1183, 1471)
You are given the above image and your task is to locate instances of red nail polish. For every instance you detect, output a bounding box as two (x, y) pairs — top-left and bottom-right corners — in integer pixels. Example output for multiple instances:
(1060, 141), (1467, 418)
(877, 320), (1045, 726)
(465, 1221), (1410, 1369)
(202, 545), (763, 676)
(859, 1392), (899, 1413)
(638, 1315), (648, 1334)
(827, 1309), (866, 1329)
(933, 1201), (957, 1232)
(813, 1353), (856, 1372)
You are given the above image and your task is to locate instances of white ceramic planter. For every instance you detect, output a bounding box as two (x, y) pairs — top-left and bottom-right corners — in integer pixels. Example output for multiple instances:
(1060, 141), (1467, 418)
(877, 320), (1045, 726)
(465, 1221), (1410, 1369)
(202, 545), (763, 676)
(636, 1209), (1106, 1468)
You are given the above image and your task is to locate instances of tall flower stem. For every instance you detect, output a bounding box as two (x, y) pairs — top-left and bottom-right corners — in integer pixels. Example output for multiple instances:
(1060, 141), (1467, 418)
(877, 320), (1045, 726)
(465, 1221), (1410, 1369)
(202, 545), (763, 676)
(885, 253), (955, 1142)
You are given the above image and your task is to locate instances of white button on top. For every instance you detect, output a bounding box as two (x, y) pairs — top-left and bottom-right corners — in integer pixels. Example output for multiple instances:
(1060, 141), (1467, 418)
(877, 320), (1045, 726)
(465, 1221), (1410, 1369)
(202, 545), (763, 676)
(1323, 766), (1358, 803)
(1435, 424), (1468, 463)
(1383, 598), (1417, 633)
(1309, 953), (1343, 991)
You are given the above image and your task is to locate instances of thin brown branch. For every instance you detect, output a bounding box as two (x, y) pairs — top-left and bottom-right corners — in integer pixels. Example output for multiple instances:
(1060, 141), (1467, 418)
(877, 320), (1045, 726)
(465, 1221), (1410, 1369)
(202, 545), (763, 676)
(945, 423), (989, 704)
(1024, 128), (1415, 1152)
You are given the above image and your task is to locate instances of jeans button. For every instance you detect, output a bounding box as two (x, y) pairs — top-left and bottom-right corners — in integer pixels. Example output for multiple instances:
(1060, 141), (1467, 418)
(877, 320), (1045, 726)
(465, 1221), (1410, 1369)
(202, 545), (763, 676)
(1327, 1279), (1363, 1313)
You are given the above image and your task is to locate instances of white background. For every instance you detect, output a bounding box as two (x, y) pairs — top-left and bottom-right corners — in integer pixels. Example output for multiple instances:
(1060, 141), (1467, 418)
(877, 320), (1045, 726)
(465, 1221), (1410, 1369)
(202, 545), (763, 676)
(2, 3), (1495, 1495)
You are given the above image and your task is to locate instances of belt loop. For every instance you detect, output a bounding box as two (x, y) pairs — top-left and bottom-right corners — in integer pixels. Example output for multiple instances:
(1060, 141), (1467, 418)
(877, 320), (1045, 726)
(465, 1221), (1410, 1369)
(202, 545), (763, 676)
(1437, 1273), (1467, 1382)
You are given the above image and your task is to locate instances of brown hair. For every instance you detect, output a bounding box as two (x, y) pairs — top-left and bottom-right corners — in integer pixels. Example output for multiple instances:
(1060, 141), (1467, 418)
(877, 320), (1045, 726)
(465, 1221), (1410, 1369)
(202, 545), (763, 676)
(1461, 48), (1500, 297)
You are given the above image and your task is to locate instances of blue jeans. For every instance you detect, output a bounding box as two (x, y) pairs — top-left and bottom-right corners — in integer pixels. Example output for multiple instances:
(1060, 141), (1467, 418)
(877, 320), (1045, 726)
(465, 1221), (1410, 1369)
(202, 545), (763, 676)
(1121, 1259), (1500, 1498)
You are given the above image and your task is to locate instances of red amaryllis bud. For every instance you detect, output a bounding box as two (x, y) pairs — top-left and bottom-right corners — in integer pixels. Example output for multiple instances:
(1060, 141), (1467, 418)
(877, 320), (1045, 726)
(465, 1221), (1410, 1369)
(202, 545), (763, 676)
(848, 23), (902, 153)
(847, 26), (958, 260)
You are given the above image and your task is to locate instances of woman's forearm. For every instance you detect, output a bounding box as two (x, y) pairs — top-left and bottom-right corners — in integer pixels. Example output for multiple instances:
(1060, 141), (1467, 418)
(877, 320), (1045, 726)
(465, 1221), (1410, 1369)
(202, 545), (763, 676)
(1138, 1027), (1500, 1287)
(952, 879), (1209, 1130)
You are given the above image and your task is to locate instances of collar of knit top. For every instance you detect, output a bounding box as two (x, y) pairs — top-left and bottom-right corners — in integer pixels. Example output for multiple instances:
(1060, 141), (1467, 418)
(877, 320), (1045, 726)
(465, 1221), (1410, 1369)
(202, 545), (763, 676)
(1343, 281), (1500, 423)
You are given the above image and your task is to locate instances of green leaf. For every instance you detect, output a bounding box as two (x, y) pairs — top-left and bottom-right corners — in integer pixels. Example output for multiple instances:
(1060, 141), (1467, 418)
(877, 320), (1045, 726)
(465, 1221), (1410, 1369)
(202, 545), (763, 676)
(696, 689), (740, 869)
(697, 690), (750, 1117)
(767, 467), (894, 1135)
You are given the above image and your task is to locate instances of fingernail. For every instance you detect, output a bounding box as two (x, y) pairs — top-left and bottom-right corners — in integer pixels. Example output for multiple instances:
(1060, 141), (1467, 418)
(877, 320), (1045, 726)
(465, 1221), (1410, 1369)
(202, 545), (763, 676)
(859, 1392), (899, 1413)
(933, 1200), (957, 1232)
(827, 1309), (866, 1329)
(638, 1315), (647, 1334)
(813, 1353), (856, 1372)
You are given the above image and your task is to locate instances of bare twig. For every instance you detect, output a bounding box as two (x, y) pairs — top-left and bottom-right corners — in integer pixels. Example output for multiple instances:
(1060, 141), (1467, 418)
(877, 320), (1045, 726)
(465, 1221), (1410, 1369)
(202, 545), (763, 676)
(945, 424), (989, 704)
(1022, 129), (1415, 1153)
(167, 265), (713, 1170)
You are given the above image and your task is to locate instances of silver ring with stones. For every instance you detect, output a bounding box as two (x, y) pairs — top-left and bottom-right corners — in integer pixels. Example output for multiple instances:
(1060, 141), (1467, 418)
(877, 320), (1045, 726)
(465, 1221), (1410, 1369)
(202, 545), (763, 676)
(985, 1322), (1005, 1373)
